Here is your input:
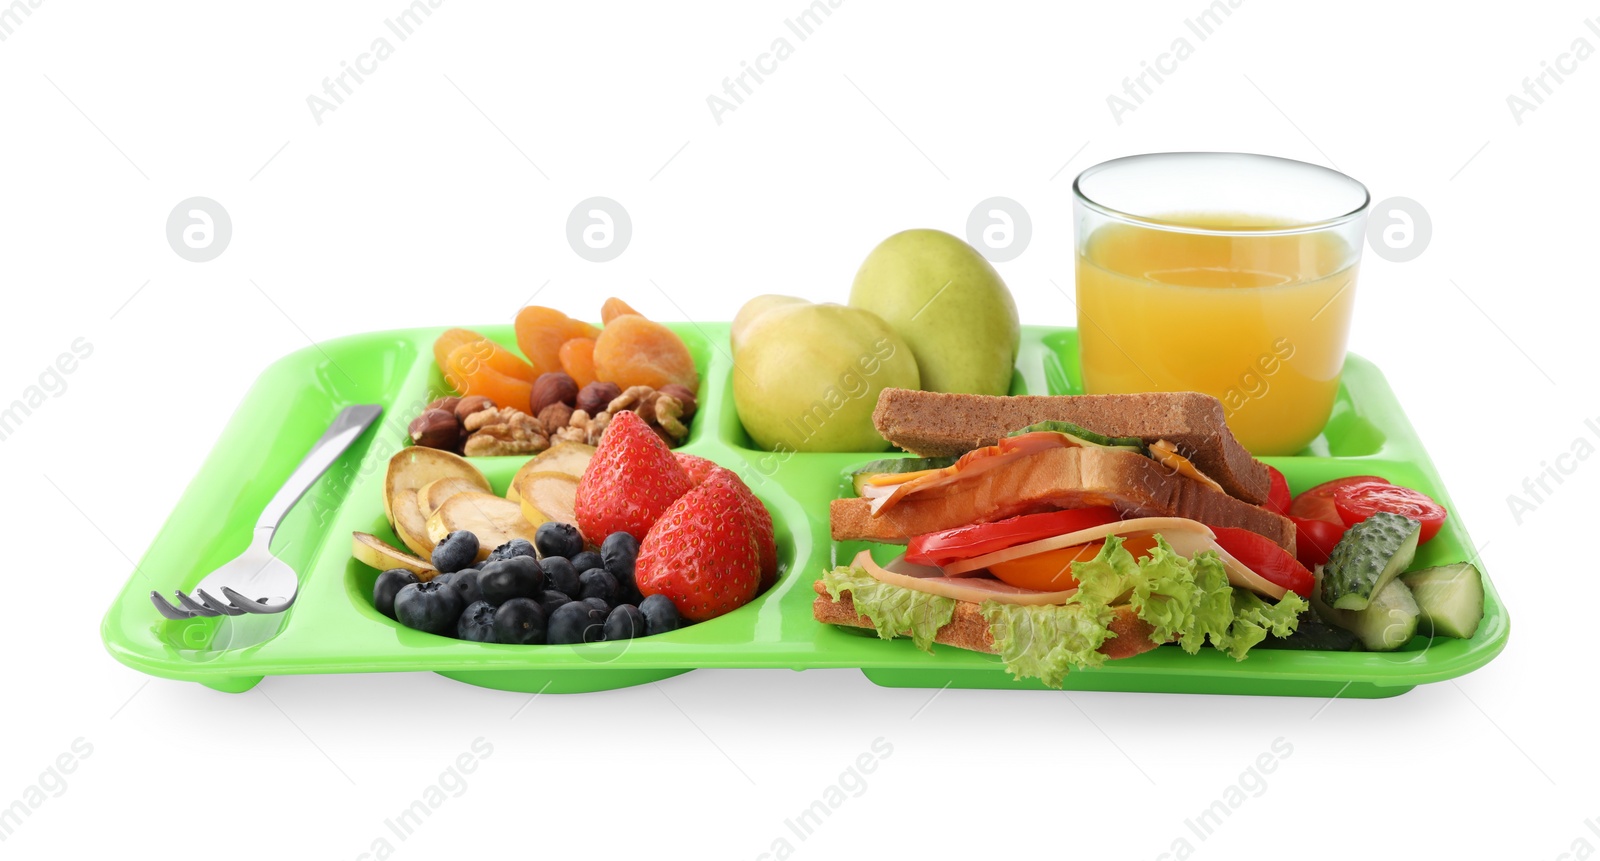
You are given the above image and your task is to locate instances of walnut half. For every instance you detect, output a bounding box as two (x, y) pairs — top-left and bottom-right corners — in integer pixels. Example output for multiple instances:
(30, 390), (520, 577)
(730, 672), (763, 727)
(462, 407), (549, 457)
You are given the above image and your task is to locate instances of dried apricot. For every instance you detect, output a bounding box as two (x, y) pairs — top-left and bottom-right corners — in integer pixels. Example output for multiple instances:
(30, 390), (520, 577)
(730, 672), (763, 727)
(601, 297), (643, 324)
(444, 342), (535, 410)
(593, 315), (699, 391)
(559, 338), (599, 388)
(434, 328), (485, 372)
(515, 306), (600, 375)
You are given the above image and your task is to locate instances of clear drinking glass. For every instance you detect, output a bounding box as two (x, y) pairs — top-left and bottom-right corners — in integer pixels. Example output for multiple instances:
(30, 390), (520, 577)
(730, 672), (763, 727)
(1072, 152), (1370, 455)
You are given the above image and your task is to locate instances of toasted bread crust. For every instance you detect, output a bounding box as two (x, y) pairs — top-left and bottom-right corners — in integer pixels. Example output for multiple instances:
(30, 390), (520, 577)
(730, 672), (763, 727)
(811, 579), (1164, 661)
(834, 445), (1296, 551)
(872, 389), (1271, 505)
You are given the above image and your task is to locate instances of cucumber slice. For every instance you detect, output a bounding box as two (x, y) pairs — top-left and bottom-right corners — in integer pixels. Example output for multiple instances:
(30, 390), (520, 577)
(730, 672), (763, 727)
(1314, 577), (1420, 651)
(1005, 421), (1145, 451)
(1400, 563), (1484, 639)
(849, 456), (957, 497)
(1256, 609), (1362, 652)
(1320, 512), (1421, 611)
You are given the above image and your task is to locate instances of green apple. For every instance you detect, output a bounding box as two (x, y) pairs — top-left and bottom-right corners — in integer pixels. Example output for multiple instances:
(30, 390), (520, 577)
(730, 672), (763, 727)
(733, 303), (919, 453)
(731, 294), (809, 353)
(848, 229), (1019, 395)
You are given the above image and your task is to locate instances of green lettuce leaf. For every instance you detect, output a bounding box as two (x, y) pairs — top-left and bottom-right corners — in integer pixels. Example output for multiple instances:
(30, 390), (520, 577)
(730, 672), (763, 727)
(978, 600), (1115, 689)
(1226, 589), (1310, 660)
(820, 565), (956, 653)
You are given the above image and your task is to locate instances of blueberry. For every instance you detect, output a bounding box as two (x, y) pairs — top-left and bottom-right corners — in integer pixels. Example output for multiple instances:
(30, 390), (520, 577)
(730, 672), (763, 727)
(373, 569), (420, 620)
(601, 532), (640, 590)
(640, 594), (685, 636)
(541, 556), (581, 597)
(457, 600), (498, 642)
(604, 604), (646, 641)
(578, 568), (619, 604)
(478, 557), (545, 605)
(535, 522), (584, 560)
(582, 596), (611, 616)
(486, 538), (537, 564)
(493, 598), (546, 645)
(431, 530), (480, 574)
(437, 568), (484, 606)
(547, 601), (605, 645)
(394, 581), (466, 636)
(538, 589), (573, 619)
(570, 550), (604, 574)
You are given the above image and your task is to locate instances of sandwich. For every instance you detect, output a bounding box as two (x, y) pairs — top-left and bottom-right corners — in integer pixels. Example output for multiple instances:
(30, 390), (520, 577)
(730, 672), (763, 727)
(813, 388), (1313, 687)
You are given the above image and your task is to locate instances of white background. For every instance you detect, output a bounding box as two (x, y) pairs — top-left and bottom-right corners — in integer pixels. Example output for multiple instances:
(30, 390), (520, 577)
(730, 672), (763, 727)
(2, 1), (1594, 857)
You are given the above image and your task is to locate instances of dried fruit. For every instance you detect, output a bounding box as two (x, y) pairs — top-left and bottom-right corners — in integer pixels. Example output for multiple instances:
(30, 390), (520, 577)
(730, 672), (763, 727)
(515, 306), (600, 376)
(601, 297), (643, 324)
(444, 343), (534, 413)
(559, 338), (599, 388)
(576, 381), (622, 416)
(409, 409), (462, 450)
(592, 315), (699, 392)
(433, 328), (484, 372)
(531, 371), (580, 416)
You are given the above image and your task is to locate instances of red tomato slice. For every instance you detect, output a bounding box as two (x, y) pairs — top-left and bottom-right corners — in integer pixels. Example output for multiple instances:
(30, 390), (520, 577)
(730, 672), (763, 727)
(1332, 481), (1448, 544)
(1264, 466), (1292, 516)
(1290, 515), (1345, 569)
(904, 508), (1120, 567)
(1211, 526), (1315, 598)
(986, 535), (1159, 592)
(1288, 475), (1389, 524)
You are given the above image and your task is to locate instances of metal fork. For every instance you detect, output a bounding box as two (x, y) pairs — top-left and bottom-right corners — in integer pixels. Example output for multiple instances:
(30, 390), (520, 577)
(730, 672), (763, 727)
(151, 404), (383, 620)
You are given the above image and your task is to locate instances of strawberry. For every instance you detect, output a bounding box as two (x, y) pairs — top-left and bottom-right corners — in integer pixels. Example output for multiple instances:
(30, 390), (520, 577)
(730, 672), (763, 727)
(575, 410), (693, 542)
(675, 453), (721, 486)
(704, 468), (778, 591)
(635, 481), (761, 622)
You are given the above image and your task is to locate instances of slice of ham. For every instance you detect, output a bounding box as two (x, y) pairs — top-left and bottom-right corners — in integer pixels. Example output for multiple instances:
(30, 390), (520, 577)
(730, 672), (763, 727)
(851, 550), (1080, 606)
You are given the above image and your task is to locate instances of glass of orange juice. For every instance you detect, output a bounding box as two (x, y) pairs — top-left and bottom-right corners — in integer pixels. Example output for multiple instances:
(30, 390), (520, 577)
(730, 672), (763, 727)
(1073, 153), (1370, 455)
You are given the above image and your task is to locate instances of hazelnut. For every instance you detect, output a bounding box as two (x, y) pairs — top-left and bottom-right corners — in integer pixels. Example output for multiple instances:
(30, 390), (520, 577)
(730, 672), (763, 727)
(454, 395), (494, 421)
(658, 384), (697, 420)
(575, 381), (622, 416)
(538, 401), (575, 431)
(425, 396), (461, 415)
(408, 409), (461, 450)
(531, 372), (579, 416)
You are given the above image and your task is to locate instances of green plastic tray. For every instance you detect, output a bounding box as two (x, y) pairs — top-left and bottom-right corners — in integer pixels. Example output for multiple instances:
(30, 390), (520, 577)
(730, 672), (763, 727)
(100, 324), (1508, 697)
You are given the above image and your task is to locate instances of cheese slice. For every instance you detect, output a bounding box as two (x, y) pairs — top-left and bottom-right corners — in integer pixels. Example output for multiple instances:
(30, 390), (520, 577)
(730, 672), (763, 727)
(941, 517), (1211, 576)
(1148, 440), (1226, 494)
(851, 550), (1080, 606)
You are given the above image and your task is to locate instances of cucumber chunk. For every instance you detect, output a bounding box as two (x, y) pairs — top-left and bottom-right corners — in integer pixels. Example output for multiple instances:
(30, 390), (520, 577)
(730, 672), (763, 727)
(1400, 563), (1484, 639)
(1320, 512), (1421, 611)
(1315, 577), (1420, 651)
(1005, 421), (1145, 451)
(1256, 609), (1362, 652)
(849, 456), (957, 497)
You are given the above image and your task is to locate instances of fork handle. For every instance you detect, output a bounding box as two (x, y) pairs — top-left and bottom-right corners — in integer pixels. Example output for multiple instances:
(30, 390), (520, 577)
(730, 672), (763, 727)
(256, 404), (383, 533)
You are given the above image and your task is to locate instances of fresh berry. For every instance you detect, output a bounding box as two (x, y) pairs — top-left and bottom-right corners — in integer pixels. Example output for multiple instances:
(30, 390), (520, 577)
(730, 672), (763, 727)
(675, 453), (721, 485)
(535, 522), (585, 559)
(538, 589), (573, 619)
(604, 604), (646, 641)
(581, 596), (612, 616)
(635, 480), (761, 622)
(575, 410), (693, 541)
(486, 538), (537, 564)
(373, 569), (419, 620)
(437, 568), (485, 606)
(570, 550), (604, 574)
(705, 468), (778, 591)
(393, 581), (466, 636)
(541, 556), (581, 596)
(457, 600), (497, 642)
(478, 557), (544, 605)
(579, 568), (619, 603)
(431, 530), (480, 574)
(493, 598), (546, 645)
(639, 593), (685, 635)
(547, 601), (605, 644)
(601, 532), (640, 589)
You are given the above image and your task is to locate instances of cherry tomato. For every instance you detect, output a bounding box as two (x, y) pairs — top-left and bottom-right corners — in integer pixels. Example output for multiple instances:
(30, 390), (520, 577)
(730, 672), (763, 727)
(1211, 526), (1315, 598)
(987, 535), (1158, 591)
(1290, 515), (1345, 569)
(904, 508), (1120, 567)
(1264, 466), (1292, 516)
(1332, 481), (1448, 544)
(1288, 475), (1389, 524)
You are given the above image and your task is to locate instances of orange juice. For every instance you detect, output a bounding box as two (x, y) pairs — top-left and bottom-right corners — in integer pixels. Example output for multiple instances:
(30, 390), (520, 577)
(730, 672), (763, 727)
(1076, 213), (1358, 454)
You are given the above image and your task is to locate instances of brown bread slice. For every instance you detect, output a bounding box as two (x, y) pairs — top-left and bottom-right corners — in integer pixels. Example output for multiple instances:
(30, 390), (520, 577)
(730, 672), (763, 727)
(811, 580), (1164, 661)
(871, 388), (1271, 505)
(832, 445), (1296, 551)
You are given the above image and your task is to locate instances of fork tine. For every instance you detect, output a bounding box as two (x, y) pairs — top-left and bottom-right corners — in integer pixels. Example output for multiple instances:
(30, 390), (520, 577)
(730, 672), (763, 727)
(222, 587), (294, 615)
(174, 591), (221, 617)
(195, 589), (246, 616)
(150, 591), (196, 620)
